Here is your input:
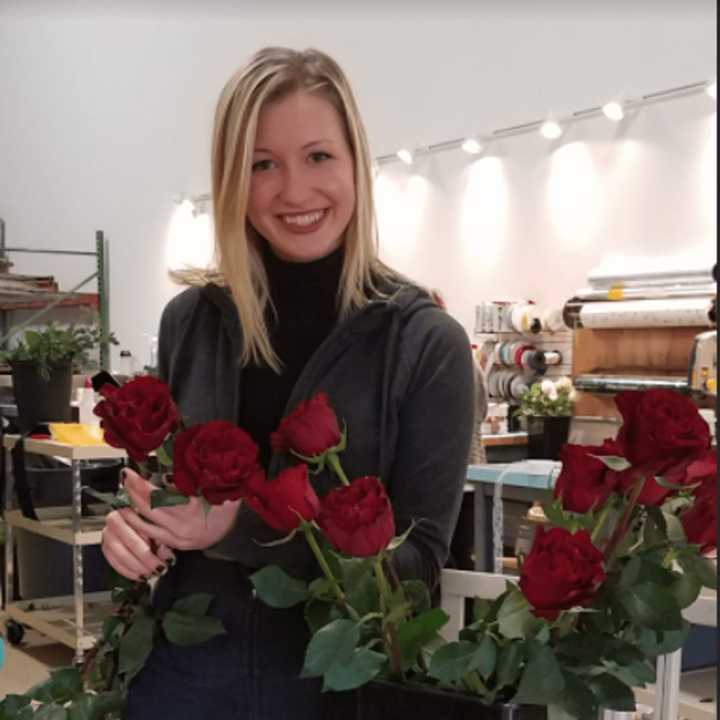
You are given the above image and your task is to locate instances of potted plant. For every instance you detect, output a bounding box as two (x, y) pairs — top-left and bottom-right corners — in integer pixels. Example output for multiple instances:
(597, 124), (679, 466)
(0, 322), (117, 431)
(517, 377), (574, 460)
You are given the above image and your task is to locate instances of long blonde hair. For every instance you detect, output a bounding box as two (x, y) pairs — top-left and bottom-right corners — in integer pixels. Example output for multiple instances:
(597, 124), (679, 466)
(207, 46), (394, 372)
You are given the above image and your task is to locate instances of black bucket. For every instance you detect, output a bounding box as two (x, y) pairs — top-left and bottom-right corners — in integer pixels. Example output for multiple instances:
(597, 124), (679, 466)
(526, 416), (571, 460)
(10, 360), (73, 432)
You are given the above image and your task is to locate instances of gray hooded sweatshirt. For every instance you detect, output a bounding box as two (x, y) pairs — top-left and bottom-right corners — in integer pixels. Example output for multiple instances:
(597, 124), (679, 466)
(158, 280), (474, 590)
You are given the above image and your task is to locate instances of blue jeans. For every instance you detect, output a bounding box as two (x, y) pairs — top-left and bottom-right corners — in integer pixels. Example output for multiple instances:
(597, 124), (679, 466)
(125, 552), (325, 720)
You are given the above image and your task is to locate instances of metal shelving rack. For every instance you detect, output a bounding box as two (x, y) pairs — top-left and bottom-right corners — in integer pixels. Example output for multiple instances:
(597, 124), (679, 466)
(0, 218), (111, 371)
(2, 435), (126, 664)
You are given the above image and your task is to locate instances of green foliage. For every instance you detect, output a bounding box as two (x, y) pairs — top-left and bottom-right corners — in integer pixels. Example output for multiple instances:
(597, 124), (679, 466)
(0, 322), (118, 380)
(517, 380), (573, 417)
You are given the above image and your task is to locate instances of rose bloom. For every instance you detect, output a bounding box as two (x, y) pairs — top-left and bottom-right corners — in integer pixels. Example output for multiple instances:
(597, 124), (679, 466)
(519, 526), (606, 620)
(270, 392), (342, 457)
(94, 376), (178, 462)
(245, 465), (320, 533)
(680, 452), (718, 555)
(173, 421), (259, 504)
(554, 439), (621, 513)
(615, 389), (710, 466)
(317, 476), (395, 557)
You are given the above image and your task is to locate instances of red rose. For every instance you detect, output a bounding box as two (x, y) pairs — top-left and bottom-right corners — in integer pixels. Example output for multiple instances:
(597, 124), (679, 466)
(681, 452), (718, 555)
(554, 439), (622, 513)
(94, 376), (178, 462)
(244, 464), (320, 533)
(317, 476), (395, 557)
(173, 420), (259, 504)
(615, 390), (710, 466)
(519, 526), (606, 620)
(270, 392), (342, 457)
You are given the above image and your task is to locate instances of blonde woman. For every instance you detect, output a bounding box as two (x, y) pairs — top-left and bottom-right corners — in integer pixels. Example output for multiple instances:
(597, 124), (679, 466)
(101, 47), (474, 719)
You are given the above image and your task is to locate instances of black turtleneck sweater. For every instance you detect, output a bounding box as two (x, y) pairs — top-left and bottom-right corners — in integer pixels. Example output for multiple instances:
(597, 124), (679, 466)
(238, 242), (343, 469)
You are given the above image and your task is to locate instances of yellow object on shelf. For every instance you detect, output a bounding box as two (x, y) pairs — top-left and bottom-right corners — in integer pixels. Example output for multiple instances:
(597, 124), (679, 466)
(48, 423), (106, 446)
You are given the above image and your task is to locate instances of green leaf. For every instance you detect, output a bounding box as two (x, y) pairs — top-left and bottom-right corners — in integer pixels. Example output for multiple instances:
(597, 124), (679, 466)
(495, 641), (524, 690)
(250, 565), (308, 608)
(34, 705), (68, 720)
(401, 579), (431, 614)
(27, 667), (83, 704)
(656, 474), (702, 491)
(304, 598), (341, 635)
(591, 455), (631, 471)
(156, 443), (173, 467)
(387, 520), (416, 551)
(150, 487), (190, 509)
(301, 619), (359, 678)
(468, 634), (497, 681)
(427, 641), (477, 685)
(555, 632), (608, 664)
(608, 659), (657, 686)
(677, 552), (717, 589)
(170, 593), (214, 617)
(512, 640), (565, 705)
(669, 570), (702, 609)
(558, 671), (599, 720)
(621, 583), (683, 631)
(497, 590), (541, 639)
(308, 577), (336, 600)
(663, 512), (687, 543)
(396, 608), (449, 672)
(118, 611), (155, 682)
(162, 611), (226, 646)
(471, 597), (492, 624)
(633, 625), (685, 658)
(321, 647), (386, 692)
(589, 673), (636, 711)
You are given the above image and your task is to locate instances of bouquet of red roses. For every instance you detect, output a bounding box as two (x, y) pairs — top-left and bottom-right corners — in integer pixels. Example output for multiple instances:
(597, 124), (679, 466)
(246, 389), (716, 719)
(0, 376), (266, 719)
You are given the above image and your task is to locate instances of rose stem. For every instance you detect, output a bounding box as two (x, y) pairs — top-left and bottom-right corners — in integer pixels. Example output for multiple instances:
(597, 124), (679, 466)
(590, 502), (612, 545)
(603, 475), (644, 564)
(326, 453), (350, 486)
(374, 556), (403, 678)
(302, 525), (360, 622)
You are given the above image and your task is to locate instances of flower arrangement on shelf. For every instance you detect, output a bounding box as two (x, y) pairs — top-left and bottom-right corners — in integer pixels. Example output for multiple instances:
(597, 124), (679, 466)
(517, 377), (574, 417)
(1, 381), (715, 720)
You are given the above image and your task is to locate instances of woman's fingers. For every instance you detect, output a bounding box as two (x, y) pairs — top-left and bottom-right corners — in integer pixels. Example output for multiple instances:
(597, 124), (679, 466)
(119, 505), (186, 549)
(102, 509), (168, 580)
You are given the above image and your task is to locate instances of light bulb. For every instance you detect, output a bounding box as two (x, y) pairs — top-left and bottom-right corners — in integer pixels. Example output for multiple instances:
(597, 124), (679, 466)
(396, 148), (414, 165)
(540, 120), (563, 140)
(461, 138), (483, 154)
(707, 81), (717, 100)
(602, 100), (625, 122)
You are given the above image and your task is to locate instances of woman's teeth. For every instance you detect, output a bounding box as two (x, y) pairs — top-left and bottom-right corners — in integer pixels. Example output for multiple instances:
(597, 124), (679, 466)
(282, 209), (325, 227)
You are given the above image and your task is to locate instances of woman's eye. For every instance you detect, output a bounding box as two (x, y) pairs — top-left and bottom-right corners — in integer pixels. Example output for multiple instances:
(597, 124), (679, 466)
(252, 159), (274, 172)
(309, 151), (331, 163)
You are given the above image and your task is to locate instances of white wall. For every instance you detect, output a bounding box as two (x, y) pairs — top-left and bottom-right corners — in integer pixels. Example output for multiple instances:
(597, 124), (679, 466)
(0, 0), (716, 368)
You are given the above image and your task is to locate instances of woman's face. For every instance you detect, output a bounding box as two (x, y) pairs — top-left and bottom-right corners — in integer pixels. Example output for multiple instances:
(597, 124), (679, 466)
(247, 90), (356, 263)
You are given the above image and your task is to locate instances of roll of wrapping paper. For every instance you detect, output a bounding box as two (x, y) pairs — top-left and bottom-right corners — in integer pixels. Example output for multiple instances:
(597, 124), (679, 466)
(587, 264), (715, 289)
(564, 297), (716, 329)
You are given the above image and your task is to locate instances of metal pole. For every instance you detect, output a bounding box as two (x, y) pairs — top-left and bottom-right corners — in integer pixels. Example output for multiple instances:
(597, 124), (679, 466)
(71, 459), (85, 665)
(96, 231), (110, 371)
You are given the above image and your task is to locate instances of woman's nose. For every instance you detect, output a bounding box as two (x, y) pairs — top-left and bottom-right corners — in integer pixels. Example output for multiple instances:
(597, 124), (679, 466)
(278, 164), (313, 206)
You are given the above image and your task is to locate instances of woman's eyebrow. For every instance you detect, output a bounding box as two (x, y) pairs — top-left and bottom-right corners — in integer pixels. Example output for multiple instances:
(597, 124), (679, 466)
(253, 139), (333, 154)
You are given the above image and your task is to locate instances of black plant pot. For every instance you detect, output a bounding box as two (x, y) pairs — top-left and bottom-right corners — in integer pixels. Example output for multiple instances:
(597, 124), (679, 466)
(526, 415), (571, 461)
(323, 680), (547, 720)
(10, 359), (73, 432)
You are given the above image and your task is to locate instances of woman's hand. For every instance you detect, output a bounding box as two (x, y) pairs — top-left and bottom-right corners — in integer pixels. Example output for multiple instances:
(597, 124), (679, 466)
(101, 468), (241, 581)
(121, 468), (241, 552)
(101, 508), (176, 582)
